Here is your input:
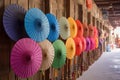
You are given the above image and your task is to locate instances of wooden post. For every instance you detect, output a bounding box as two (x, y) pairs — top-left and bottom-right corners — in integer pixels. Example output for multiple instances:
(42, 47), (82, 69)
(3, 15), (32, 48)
(0, 0), (11, 76)
(78, 4), (83, 23)
(65, 0), (70, 18)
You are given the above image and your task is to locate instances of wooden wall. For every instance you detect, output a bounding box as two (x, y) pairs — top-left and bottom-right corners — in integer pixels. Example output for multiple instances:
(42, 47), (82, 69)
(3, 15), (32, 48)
(0, 0), (106, 80)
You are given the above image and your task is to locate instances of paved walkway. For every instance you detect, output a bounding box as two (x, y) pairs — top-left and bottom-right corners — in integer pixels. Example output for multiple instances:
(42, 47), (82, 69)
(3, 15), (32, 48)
(77, 48), (120, 80)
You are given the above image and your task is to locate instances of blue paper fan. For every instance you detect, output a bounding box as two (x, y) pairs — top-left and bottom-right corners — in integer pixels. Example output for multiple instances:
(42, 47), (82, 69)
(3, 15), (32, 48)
(46, 13), (59, 42)
(3, 4), (28, 41)
(24, 8), (50, 42)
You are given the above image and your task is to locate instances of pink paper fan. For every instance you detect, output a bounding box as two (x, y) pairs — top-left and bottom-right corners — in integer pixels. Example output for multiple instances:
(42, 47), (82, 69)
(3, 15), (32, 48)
(10, 38), (42, 78)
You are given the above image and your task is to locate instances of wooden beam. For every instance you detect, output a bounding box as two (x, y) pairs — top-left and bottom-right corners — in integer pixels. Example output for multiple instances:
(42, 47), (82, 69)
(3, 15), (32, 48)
(45, 0), (50, 13)
(65, 0), (70, 18)
(95, 0), (120, 5)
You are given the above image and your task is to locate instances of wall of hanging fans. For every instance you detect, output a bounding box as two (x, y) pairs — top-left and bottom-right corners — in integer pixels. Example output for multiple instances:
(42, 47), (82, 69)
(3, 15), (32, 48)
(2, 4), (103, 78)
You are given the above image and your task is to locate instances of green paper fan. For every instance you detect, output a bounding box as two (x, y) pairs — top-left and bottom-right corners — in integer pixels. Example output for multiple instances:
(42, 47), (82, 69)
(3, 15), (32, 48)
(52, 40), (66, 69)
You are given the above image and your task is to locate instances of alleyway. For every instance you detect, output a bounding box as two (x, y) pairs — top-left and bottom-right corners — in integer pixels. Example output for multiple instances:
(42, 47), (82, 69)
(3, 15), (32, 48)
(78, 48), (120, 80)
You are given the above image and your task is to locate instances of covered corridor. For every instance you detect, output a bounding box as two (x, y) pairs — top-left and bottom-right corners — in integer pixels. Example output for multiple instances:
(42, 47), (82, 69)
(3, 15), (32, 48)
(78, 48), (120, 80)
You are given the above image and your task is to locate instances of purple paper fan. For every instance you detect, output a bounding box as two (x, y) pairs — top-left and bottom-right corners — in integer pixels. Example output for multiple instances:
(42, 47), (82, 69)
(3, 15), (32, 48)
(10, 38), (42, 78)
(3, 4), (28, 41)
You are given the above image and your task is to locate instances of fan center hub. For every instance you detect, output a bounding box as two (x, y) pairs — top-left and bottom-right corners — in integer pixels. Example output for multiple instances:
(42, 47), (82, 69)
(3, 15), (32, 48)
(51, 24), (56, 30)
(34, 19), (42, 30)
(22, 53), (32, 64)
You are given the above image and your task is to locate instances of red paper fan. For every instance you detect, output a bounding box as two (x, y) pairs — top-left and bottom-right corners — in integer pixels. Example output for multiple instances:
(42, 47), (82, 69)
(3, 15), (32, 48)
(88, 24), (94, 38)
(74, 37), (82, 56)
(81, 36), (86, 52)
(75, 20), (83, 38)
(83, 23), (89, 38)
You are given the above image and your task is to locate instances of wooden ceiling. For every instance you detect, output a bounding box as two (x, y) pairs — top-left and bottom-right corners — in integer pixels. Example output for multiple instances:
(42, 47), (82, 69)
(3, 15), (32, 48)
(94, 0), (120, 28)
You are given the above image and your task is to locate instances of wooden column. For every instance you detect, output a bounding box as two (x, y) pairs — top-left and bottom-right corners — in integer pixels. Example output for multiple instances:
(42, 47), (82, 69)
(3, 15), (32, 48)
(0, 0), (11, 77)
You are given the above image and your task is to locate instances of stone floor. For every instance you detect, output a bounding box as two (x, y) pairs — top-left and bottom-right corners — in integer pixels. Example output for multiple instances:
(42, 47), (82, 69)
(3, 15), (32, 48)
(77, 48), (120, 80)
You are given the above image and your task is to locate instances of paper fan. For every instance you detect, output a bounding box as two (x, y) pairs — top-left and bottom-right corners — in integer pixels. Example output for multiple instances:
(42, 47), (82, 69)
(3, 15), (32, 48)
(81, 36), (86, 52)
(88, 24), (94, 37)
(93, 27), (98, 38)
(83, 23), (89, 38)
(74, 37), (82, 56)
(98, 28), (102, 37)
(66, 38), (75, 59)
(85, 37), (91, 51)
(10, 38), (42, 78)
(46, 13), (59, 42)
(75, 20), (83, 38)
(89, 37), (95, 50)
(95, 37), (99, 48)
(59, 17), (70, 40)
(3, 4), (28, 41)
(24, 8), (50, 42)
(99, 38), (103, 47)
(39, 40), (54, 70)
(52, 40), (66, 69)
(68, 17), (77, 38)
